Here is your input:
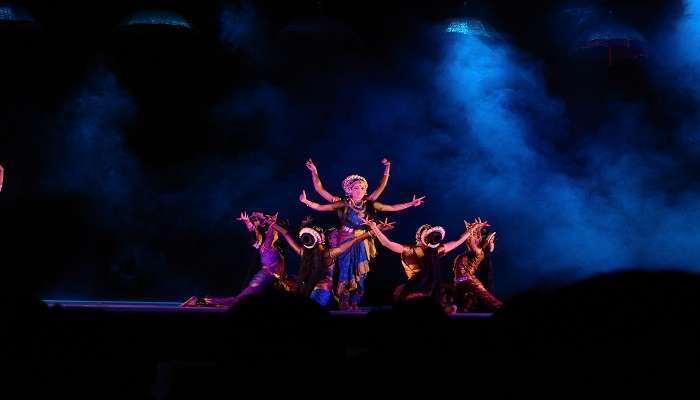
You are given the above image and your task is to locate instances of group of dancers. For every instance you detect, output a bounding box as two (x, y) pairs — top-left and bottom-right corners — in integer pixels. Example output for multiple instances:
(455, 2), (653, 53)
(1, 159), (501, 312)
(182, 158), (503, 313)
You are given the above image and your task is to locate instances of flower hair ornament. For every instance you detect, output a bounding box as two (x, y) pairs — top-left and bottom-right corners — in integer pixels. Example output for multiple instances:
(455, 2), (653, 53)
(416, 224), (446, 248)
(342, 174), (368, 195)
(299, 226), (325, 249)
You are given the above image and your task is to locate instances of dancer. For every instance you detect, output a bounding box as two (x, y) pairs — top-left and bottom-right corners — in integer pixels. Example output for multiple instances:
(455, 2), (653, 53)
(271, 218), (394, 307)
(180, 211), (289, 307)
(452, 227), (502, 311)
(299, 177), (424, 310)
(365, 218), (488, 303)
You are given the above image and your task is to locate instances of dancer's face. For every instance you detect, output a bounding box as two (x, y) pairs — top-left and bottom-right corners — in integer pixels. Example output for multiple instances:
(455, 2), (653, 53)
(348, 181), (367, 201)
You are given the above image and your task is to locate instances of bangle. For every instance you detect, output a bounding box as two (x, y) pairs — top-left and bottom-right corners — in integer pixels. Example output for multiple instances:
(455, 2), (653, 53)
(384, 173), (390, 176)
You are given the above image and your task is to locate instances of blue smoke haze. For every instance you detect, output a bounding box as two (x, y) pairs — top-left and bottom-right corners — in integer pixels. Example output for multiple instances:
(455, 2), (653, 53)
(219, 1), (271, 67)
(650, 0), (700, 156)
(44, 68), (141, 227)
(39, 2), (700, 300)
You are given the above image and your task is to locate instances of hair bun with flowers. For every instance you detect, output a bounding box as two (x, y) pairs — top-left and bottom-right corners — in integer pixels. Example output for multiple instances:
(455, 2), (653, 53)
(299, 226), (325, 249)
(416, 224), (446, 248)
(342, 174), (368, 195)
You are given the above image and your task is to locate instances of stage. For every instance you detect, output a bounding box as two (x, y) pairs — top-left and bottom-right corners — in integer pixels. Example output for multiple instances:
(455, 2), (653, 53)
(42, 299), (494, 318)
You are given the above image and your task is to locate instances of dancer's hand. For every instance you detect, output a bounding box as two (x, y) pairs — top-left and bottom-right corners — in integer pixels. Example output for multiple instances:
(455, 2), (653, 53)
(377, 217), (396, 231)
(485, 232), (496, 252)
(305, 159), (318, 175)
(466, 217), (490, 236)
(410, 194), (426, 207)
(475, 217), (490, 228)
(359, 216), (377, 229)
(299, 190), (308, 205)
(381, 158), (390, 167)
(468, 217), (489, 228)
(360, 217), (394, 231)
(237, 211), (250, 223)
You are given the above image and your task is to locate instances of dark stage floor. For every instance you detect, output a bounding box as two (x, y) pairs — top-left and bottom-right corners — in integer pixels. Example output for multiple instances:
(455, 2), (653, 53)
(43, 299), (493, 318)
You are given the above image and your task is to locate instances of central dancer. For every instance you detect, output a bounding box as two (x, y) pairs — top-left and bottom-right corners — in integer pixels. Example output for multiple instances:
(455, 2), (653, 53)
(300, 158), (425, 310)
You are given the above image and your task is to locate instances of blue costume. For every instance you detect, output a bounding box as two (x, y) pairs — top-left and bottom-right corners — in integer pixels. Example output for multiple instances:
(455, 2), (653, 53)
(332, 201), (377, 308)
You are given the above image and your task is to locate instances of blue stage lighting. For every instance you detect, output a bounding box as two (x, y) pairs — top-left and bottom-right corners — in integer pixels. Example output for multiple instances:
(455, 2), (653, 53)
(0, 4), (35, 23)
(121, 10), (192, 30)
(446, 18), (499, 40)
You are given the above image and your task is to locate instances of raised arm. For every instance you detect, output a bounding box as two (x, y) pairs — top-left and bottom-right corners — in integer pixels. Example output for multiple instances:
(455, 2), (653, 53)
(300, 190), (345, 212)
(441, 218), (490, 255)
(238, 211), (263, 246)
(237, 211), (256, 232)
(306, 158), (340, 203)
(0, 164), (4, 192)
(271, 223), (304, 256)
(366, 158), (391, 201)
(373, 194), (425, 212)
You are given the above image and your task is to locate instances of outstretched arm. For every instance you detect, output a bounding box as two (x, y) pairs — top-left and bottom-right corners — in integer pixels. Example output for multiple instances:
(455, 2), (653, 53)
(328, 219), (395, 257)
(271, 223), (304, 256)
(300, 190), (344, 212)
(367, 158), (391, 201)
(306, 158), (340, 203)
(373, 194), (425, 212)
(441, 218), (490, 255)
(364, 219), (406, 254)
(0, 164), (4, 191)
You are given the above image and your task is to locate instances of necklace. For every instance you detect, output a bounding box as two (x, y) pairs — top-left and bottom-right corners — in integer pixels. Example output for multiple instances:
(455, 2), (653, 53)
(348, 198), (366, 212)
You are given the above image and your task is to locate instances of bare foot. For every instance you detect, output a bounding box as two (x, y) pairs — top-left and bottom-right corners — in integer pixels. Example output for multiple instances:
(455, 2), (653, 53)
(179, 296), (199, 307)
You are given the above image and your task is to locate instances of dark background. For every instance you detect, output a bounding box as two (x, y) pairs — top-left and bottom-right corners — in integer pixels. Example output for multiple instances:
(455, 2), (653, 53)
(2, 0), (700, 304)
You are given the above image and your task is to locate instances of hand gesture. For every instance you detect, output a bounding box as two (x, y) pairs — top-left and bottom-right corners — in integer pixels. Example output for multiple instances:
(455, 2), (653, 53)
(411, 194), (426, 207)
(466, 217), (490, 237)
(237, 211), (250, 223)
(299, 190), (308, 204)
(305, 158), (318, 175)
(381, 158), (390, 167)
(359, 216), (377, 229)
(377, 217), (396, 231)
(485, 232), (496, 253)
